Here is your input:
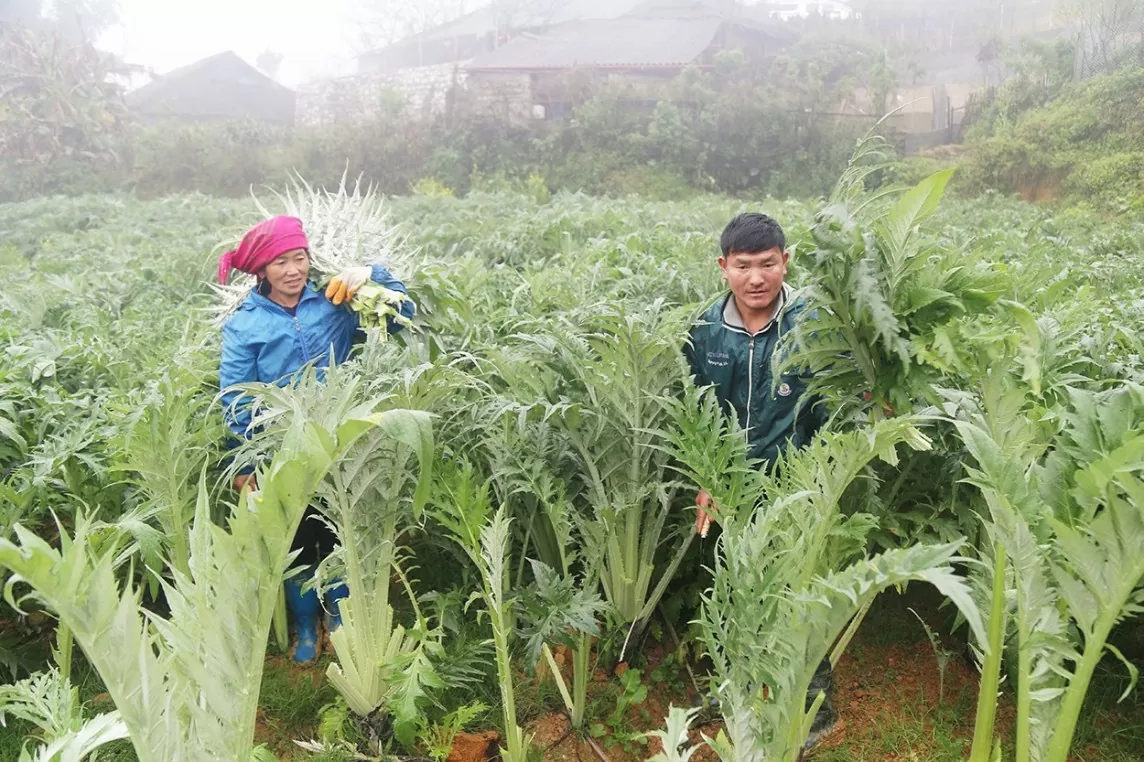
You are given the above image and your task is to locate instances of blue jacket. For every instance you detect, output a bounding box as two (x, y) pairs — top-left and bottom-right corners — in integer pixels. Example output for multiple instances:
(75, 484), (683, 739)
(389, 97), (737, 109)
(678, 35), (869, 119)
(219, 264), (414, 443)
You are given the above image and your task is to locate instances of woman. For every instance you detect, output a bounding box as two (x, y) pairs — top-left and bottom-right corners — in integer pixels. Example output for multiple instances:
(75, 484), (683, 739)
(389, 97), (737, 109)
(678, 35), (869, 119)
(218, 215), (415, 663)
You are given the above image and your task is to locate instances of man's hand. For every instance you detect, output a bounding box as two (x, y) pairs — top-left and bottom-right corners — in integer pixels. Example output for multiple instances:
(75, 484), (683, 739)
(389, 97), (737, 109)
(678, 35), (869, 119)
(233, 474), (257, 493)
(325, 266), (373, 306)
(696, 490), (716, 538)
(862, 391), (896, 418)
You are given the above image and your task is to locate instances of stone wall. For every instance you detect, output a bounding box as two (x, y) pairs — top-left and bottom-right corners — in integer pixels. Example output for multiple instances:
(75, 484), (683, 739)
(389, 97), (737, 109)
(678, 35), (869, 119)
(296, 62), (469, 127)
(465, 71), (534, 126)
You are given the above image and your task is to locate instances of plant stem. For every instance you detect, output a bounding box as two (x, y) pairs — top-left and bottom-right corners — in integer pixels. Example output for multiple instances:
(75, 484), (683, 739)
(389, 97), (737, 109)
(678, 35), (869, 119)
(830, 598), (872, 668)
(54, 623), (73, 682)
(882, 457), (917, 511)
(273, 586), (288, 654)
(1043, 608), (1122, 762)
(969, 545), (1007, 762)
(626, 529), (695, 658)
(1015, 615), (1033, 762)
(543, 643), (575, 715)
(493, 605), (525, 762)
(572, 631), (591, 730)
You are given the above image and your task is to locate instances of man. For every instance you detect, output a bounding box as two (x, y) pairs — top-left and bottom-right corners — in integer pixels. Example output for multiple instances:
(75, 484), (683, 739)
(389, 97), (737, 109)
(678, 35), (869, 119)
(684, 212), (838, 750)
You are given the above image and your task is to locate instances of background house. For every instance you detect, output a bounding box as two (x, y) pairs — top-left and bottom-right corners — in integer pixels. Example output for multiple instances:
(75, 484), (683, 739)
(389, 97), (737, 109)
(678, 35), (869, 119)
(356, 0), (648, 75)
(464, 11), (791, 122)
(300, 0), (791, 128)
(127, 51), (296, 125)
(296, 0), (1072, 148)
(767, 1), (855, 21)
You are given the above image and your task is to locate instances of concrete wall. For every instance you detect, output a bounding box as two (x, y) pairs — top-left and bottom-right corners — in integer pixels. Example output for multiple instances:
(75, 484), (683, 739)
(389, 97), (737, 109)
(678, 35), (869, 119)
(296, 62), (467, 127)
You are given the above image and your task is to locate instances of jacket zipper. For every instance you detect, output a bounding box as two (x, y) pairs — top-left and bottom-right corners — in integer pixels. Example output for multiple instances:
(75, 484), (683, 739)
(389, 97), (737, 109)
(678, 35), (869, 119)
(293, 316), (311, 363)
(745, 337), (755, 445)
(721, 285), (791, 448)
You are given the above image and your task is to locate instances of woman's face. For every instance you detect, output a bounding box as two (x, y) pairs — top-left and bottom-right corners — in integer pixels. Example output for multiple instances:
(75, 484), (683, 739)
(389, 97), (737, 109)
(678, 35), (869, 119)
(261, 248), (309, 302)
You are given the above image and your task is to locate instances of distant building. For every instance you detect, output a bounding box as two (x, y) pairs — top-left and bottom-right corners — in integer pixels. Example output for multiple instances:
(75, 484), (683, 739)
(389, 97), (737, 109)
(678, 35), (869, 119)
(127, 51), (296, 125)
(464, 10), (792, 123)
(357, 0), (649, 74)
(321, 0), (792, 127)
(766, 1), (854, 22)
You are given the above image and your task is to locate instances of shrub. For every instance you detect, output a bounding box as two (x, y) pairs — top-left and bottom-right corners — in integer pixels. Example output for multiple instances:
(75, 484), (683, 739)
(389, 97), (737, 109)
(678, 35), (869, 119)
(961, 66), (1144, 207)
(597, 166), (700, 201)
(130, 120), (294, 197)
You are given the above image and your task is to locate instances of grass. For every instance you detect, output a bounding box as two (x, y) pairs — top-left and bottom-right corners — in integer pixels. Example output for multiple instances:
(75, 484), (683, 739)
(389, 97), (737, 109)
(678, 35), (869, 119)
(255, 655), (342, 757)
(813, 590), (1144, 762)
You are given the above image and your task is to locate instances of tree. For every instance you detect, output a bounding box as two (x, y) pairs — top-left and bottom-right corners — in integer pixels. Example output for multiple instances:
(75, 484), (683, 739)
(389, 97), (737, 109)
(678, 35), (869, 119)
(493, 0), (562, 33)
(355, 0), (471, 50)
(0, 26), (132, 194)
(52, 0), (120, 39)
(1, 0), (120, 40)
(1059, 0), (1144, 74)
(354, 0), (565, 53)
(256, 49), (284, 81)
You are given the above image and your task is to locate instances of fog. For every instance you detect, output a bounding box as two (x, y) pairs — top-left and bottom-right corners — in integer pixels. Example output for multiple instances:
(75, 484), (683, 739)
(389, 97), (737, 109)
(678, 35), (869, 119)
(98, 0), (373, 86)
(2, 0), (1137, 203)
(98, 0), (787, 85)
(25, 1), (1071, 87)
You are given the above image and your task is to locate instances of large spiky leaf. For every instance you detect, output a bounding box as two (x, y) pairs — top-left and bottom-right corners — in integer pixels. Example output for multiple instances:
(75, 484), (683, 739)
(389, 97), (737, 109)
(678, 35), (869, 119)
(956, 382), (1144, 762)
(0, 383), (385, 761)
(677, 414), (960, 762)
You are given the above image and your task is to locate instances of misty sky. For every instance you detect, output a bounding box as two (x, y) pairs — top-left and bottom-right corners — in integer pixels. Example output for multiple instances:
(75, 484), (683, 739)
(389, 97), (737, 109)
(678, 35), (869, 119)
(98, 0), (370, 86)
(96, 0), (780, 87)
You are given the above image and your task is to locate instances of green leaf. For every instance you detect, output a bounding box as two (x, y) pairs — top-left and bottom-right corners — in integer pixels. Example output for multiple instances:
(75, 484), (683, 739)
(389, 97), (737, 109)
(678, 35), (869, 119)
(1103, 643), (1140, 703)
(1001, 300), (1043, 396)
(881, 169), (955, 265)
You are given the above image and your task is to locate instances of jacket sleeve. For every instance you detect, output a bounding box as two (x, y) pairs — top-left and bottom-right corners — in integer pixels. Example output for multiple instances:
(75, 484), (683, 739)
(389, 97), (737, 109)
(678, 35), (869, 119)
(798, 393), (829, 443)
(219, 320), (258, 448)
(370, 264), (416, 334)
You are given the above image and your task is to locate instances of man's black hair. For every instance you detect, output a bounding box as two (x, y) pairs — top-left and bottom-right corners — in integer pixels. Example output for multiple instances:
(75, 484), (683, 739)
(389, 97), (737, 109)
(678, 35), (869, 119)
(720, 213), (785, 257)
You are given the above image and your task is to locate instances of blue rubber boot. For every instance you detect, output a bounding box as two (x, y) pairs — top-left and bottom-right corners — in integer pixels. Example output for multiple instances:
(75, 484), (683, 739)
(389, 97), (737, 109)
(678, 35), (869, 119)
(284, 570), (321, 664)
(324, 580), (349, 632)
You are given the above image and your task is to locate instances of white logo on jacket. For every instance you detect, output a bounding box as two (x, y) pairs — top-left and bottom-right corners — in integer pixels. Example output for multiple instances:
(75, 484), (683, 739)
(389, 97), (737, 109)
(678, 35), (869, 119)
(706, 351), (731, 368)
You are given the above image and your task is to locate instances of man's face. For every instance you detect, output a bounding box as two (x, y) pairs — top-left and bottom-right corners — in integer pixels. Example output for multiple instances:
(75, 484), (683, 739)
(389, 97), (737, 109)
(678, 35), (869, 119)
(719, 247), (789, 314)
(261, 248), (310, 299)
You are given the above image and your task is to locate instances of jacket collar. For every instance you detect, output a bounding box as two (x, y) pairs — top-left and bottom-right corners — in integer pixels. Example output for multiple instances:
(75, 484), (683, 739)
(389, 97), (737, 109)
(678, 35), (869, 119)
(721, 283), (792, 336)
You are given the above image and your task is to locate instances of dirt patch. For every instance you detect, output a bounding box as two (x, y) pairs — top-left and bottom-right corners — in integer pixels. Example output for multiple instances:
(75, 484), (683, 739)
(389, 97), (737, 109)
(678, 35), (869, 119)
(526, 642), (722, 762)
(447, 730), (499, 762)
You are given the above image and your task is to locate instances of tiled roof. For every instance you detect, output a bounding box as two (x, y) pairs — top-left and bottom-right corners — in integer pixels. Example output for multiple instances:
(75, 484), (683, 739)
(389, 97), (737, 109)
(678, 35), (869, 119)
(466, 17), (723, 71)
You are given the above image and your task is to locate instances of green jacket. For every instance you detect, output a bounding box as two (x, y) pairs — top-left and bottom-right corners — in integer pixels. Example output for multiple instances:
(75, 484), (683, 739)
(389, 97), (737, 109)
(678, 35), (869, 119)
(685, 284), (825, 466)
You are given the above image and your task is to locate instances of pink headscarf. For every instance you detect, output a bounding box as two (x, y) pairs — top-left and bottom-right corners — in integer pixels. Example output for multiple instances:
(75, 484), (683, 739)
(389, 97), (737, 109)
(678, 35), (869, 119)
(217, 216), (310, 285)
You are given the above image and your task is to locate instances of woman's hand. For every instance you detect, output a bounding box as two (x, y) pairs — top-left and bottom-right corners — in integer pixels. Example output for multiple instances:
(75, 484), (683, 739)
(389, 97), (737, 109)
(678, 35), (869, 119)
(325, 267), (373, 305)
(233, 474), (257, 493)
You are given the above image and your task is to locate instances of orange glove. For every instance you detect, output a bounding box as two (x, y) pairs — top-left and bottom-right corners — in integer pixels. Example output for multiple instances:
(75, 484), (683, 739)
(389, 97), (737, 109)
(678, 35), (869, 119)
(325, 266), (372, 306)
